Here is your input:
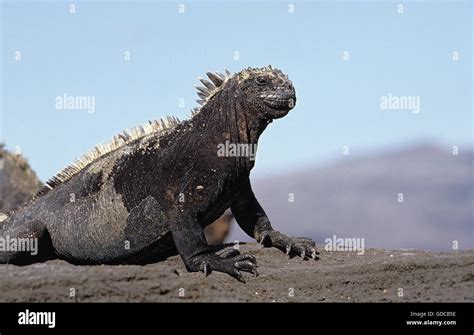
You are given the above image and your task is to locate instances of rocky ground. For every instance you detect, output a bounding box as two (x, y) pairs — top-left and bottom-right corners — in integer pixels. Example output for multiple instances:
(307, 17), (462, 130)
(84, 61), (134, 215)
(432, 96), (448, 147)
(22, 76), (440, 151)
(0, 243), (472, 302)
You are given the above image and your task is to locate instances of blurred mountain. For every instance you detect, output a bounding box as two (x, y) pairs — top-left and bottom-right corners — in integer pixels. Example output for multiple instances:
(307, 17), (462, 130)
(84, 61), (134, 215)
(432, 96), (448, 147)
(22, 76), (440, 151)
(230, 143), (473, 251)
(0, 144), (42, 212)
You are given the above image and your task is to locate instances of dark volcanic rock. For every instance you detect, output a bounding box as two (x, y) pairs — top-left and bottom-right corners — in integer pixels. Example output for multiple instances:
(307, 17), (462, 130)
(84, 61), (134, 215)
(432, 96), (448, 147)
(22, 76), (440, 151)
(0, 243), (472, 302)
(0, 144), (42, 212)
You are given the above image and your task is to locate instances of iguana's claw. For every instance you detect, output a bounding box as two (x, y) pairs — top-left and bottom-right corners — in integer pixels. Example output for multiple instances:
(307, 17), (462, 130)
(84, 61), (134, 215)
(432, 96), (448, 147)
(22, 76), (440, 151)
(235, 260), (259, 277)
(259, 233), (271, 247)
(202, 261), (211, 276)
(286, 244), (292, 256)
(197, 250), (258, 282)
(311, 248), (317, 260)
(259, 230), (319, 261)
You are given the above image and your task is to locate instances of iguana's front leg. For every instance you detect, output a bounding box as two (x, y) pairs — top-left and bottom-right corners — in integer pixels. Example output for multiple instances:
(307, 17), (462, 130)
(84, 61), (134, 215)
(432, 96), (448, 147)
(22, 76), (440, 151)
(170, 214), (258, 282)
(231, 178), (318, 260)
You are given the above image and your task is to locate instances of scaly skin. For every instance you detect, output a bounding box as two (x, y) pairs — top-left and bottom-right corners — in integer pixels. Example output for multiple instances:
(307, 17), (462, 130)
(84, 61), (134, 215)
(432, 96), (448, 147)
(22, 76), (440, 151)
(0, 66), (318, 281)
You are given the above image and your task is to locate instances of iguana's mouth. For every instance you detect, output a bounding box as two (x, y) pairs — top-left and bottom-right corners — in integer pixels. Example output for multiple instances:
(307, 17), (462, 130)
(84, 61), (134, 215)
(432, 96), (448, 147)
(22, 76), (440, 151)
(260, 92), (296, 118)
(264, 97), (290, 109)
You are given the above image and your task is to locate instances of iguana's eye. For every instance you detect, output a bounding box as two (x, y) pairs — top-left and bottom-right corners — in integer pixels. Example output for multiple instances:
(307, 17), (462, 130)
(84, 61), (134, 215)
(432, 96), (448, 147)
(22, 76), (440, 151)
(255, 77), (268, 86)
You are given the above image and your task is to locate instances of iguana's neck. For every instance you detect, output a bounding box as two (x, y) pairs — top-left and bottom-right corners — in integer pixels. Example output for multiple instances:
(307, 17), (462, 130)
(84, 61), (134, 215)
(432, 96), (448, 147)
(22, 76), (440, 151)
(189, 93), (269, 170)
(195, 92), (268, 143)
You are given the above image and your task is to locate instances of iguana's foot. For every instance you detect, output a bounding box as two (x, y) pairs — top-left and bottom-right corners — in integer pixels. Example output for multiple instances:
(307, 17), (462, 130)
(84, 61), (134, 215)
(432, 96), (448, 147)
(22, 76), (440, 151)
(258, 230), (318, 260)
(188, 249), (258, 282)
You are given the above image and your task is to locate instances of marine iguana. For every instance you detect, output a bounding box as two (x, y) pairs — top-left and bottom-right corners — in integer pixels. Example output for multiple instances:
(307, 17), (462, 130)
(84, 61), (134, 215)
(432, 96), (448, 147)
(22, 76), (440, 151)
(0, 66), (317, 281)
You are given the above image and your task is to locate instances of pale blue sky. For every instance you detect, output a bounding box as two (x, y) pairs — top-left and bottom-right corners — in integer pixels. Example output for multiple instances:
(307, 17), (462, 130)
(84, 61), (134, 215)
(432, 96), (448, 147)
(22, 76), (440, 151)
(1, 0), (472, 181)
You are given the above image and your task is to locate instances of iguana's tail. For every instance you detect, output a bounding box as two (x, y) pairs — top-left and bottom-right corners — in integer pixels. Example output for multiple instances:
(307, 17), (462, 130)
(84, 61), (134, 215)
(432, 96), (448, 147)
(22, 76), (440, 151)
(0, 145), (55, 264)
(0, 211), (56, 265)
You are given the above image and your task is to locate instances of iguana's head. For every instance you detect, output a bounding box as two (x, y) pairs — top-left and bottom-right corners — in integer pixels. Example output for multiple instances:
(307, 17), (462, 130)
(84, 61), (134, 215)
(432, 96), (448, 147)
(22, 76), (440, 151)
(194, 66), (296, 122)
(236, 66), (296, 120)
